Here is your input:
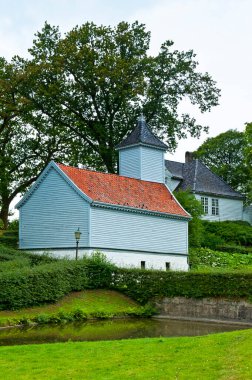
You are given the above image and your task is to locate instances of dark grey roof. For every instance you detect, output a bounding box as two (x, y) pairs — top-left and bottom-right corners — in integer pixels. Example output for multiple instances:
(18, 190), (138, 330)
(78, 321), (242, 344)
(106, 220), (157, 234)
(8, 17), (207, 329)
(165, 159), (244, 199)
(165, 160), (183, 179)
(116, 116), (168, 150)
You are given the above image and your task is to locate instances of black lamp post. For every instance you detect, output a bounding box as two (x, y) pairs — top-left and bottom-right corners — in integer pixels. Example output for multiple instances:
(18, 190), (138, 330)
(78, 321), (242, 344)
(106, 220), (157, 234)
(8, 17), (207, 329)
(74, 227), (81, 260)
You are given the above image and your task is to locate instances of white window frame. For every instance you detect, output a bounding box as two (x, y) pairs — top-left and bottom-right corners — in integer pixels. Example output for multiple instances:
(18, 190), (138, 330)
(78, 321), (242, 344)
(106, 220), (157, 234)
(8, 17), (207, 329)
(201, 197), (209, 214)
(211, 198), (219, 216)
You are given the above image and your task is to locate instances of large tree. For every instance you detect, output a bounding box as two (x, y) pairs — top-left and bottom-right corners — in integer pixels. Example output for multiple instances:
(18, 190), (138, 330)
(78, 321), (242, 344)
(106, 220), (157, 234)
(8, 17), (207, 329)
(18, 21), (220, 173)
(0, 57), (72, 228)
(244, 122), (252, 199)
(194, 129), (250, 197)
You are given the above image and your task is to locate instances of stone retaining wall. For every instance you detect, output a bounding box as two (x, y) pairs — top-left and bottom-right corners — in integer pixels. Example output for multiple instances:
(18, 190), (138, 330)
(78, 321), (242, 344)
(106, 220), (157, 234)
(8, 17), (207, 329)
(155, 297), (252, 324)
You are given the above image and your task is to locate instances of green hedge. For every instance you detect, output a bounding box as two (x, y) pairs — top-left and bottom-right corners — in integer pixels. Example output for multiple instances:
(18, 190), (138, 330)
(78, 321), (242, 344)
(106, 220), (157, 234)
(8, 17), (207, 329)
(111, 268), (252, 304)
(0, 252), (251, 310)
(0, 261), (88, 310)
(0, 256), (114, 310)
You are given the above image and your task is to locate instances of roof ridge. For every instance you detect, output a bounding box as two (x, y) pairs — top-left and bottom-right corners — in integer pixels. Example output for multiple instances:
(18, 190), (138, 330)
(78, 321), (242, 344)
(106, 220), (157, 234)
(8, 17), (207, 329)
(57, 162), (169, 187)
(196, 160), (244, 197)
(116, 116), (167, 150)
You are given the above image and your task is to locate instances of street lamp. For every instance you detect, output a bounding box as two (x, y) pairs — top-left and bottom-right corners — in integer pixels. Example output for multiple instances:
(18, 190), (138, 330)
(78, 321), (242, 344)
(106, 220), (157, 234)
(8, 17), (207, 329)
(74, 227), (81, 260)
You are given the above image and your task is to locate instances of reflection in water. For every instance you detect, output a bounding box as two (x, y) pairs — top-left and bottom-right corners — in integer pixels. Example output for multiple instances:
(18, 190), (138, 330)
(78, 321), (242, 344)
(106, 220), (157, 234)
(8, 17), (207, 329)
(0, 318), (249, 346)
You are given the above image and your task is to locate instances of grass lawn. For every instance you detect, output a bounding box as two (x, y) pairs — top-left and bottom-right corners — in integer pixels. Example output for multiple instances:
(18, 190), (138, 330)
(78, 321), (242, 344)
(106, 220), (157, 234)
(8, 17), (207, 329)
(0, 329), (251, 379)
(0, 290), (142, 326)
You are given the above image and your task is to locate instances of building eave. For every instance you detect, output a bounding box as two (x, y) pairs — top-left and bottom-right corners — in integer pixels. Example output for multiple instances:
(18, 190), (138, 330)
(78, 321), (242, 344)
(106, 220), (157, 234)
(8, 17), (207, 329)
(116, 142), (167, 151)
(91, 201), (191, 221)
(193, 190), (245, 200)
(15, 161), (93, 209)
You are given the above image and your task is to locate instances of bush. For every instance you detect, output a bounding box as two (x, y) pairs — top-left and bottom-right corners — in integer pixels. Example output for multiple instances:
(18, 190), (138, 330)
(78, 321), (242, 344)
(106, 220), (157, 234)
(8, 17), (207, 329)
(189, 247), (252, 269)
(216, 244), (252, 255)
(174, 190), (204, 247)
(0, 244), (56, 266)
(111, 267), (252, 304)
(202, 220), (252, 247)
(0, 260), (88, 310)
(0, 253), (115, 310)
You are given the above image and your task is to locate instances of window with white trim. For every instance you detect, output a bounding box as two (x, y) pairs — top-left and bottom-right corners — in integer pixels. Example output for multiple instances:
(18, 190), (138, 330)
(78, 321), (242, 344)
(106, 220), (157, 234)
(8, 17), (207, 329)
(201, 197), (208, 214)
(211, 198), (219, 216)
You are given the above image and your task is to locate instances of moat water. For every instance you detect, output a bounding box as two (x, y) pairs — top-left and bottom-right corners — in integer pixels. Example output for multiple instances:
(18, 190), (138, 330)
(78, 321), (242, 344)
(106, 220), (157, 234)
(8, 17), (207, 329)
(0, 318), (249, 346)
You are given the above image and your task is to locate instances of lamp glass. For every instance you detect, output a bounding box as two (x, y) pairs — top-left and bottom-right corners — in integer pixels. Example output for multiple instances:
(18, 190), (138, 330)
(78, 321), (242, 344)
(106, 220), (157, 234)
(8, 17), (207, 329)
(74, 228), (81, 241)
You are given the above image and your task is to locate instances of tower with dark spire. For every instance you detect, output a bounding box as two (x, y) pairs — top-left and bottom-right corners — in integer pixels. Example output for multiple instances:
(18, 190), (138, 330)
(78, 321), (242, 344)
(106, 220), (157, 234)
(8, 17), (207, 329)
(116, 116), (167, 183)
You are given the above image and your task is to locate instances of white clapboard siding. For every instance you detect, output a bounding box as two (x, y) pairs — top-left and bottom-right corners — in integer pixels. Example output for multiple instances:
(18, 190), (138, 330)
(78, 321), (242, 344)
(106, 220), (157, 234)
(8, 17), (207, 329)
(90, 206), (188, 254)
(166, 177), (181, 192)
(119, 146), (164, 183)
(19, 167), (90, 249)
(243, 205), (252, 225)
(119, 147), (141, 179)
(140, 146), (164, 183)
(194, 194), (243, 221)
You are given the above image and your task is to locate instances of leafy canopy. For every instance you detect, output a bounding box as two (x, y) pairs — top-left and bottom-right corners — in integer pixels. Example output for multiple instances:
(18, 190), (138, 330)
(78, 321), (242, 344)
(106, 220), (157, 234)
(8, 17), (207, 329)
(194, 129), (250, 198)
(174, 189), (204, 247)
(19, 21), (220, 172)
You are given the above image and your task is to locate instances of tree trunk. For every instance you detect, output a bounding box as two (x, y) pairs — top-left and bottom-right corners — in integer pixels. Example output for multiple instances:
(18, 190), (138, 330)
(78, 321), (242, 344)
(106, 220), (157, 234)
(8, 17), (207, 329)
(0, 199), (10, 230)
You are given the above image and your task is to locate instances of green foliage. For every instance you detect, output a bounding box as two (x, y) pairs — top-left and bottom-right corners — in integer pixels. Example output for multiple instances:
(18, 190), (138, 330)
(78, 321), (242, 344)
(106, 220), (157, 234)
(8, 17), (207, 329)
(0, 230), (18, 248)
(0, 243), (56, 265)
(0, 258), (31, 272)
(189, 247), (252, 270)
(0, 254), (115, 310)
(111, 268), (252, 304)
(0, 56), (72, 228)
(7, 219), (19, 230)
(20, 21), (220, 173)
(174, 189), (204, 247)
(194, 129), (250, 197)
(0, 261), (88, 310)
(245, 122), (252, 199)
(202, 220), (252, 248)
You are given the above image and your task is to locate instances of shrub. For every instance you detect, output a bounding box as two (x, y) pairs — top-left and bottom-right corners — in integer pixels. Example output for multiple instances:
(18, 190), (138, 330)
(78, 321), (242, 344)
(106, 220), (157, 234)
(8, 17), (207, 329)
(216, 244), (252, 255)
(0, 260), (88, 310)
(202, 220), (252, 247)
(174, 190), (204, 247)
(189, 247), (252, 269)
(0, 254), (115, 310)
(111, 268), (252, 304)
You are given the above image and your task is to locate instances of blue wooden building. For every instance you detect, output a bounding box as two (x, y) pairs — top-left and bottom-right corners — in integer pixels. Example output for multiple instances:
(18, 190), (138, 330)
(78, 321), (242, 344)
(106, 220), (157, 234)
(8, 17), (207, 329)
(16, 117), (190, 270)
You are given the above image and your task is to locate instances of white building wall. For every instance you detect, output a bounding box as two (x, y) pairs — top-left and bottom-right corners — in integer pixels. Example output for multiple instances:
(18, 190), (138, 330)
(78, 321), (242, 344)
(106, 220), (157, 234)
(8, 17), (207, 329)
(31, 248), (188, 271)
(19, 167), (90, 249)
(90, 206), (188, 255)
(194, 194), (243, 222)
(119, 147), (141, 179)
(243, 205), (252, 225)
(140, 146), (164, 183)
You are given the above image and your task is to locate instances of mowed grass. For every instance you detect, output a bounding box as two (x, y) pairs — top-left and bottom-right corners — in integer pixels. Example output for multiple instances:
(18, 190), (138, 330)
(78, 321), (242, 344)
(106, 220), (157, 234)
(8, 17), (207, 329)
(0, 329), (251, 379)
(0, 290), (140, 326)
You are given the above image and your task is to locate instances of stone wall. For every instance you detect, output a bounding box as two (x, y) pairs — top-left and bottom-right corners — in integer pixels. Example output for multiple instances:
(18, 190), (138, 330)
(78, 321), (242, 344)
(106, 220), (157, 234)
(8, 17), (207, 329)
(155, 297), (252, 324)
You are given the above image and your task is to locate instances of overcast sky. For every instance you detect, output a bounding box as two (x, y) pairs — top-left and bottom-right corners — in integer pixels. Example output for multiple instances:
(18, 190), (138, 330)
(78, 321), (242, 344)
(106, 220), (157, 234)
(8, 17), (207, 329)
(1, 0), (251, 164)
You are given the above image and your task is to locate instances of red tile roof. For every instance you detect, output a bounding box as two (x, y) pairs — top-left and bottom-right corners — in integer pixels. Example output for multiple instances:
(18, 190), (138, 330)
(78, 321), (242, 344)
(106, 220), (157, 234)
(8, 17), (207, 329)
(57, 163), (190, 218)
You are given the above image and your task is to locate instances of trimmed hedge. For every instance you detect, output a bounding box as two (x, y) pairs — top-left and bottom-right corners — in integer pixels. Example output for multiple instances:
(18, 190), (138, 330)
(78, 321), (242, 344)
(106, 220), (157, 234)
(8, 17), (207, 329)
(0, 261), (88, 310)
(0, 257), (114, 310)
(0, 252), (251, 310)
(111, 268), (252, 304)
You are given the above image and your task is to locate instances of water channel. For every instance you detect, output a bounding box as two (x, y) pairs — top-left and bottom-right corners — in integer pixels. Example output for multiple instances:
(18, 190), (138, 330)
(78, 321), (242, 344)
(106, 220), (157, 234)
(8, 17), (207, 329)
(0, 318), (250, 346)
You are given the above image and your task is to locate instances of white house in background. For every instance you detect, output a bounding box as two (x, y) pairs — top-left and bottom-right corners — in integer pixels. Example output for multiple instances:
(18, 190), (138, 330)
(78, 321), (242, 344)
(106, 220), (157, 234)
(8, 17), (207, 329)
(16, 117), (191, 271)
(165, 152), (250, 223)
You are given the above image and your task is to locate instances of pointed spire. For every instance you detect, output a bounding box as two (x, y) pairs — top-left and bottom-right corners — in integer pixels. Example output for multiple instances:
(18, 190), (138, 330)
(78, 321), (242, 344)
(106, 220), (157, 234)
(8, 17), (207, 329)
(116, 116), (168, 150)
